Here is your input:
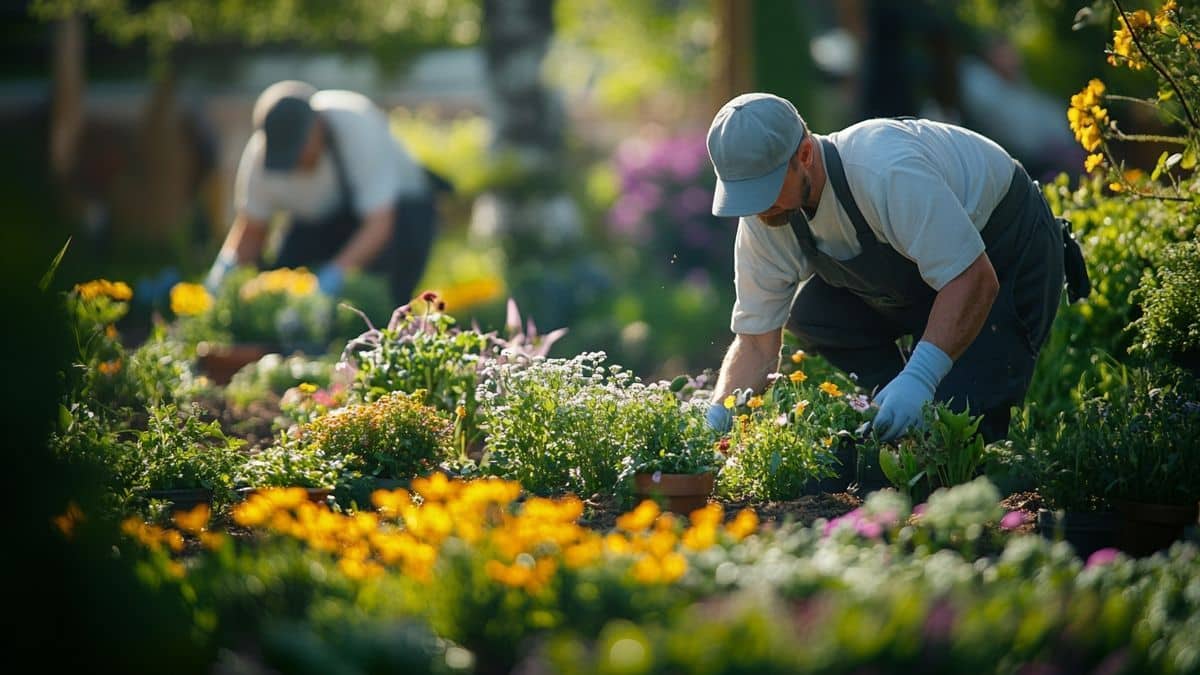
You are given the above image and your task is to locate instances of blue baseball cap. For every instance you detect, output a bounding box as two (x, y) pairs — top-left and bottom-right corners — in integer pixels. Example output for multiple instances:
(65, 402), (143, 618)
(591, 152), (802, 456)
(706, 93), (805, 218)
(253, 80), (318, 172)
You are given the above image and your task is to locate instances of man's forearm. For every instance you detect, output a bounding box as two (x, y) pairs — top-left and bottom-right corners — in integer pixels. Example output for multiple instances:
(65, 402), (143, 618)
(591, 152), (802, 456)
(711, 330), (783, 403)
(219, 213), (268, 265)
(333, 206), (394, 271)
(920, 252), (999, 360)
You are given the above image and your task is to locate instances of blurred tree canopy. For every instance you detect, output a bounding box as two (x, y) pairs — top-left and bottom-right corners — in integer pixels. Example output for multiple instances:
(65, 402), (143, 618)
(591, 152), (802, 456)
(32, 0), (483, 65)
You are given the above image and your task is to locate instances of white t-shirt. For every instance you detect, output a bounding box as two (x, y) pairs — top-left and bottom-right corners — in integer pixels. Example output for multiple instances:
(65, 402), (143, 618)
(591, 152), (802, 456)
(235, 90), (429, 223)
(730, 118), (1015, 335)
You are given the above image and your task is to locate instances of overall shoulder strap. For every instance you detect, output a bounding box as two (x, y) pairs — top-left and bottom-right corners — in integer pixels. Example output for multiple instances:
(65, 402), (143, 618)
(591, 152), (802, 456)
(817, 137), (875, 245)
(319, 114), (354, 204)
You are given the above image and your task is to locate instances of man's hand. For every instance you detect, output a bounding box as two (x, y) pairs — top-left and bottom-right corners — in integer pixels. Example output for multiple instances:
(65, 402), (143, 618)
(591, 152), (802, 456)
(706, 402), (733, 433)
(872, 341), (953, 441)
(316, 263), (345, 297)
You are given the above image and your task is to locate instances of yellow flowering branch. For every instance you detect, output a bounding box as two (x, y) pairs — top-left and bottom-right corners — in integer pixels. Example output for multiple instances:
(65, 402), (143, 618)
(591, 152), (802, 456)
(1112, 0), (1198, 130)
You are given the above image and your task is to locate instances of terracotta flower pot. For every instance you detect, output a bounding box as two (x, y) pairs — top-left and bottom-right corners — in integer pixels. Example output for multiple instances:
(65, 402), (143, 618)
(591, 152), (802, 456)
(1035, 508), (1121, 560)
(1114, 499), (1199, 557)
(633, 471), (714, 515)
(196, 342), (274, 385)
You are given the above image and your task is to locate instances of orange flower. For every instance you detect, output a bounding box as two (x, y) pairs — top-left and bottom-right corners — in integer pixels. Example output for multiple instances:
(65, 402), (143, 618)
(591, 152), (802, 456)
(819, 382), (842, 397)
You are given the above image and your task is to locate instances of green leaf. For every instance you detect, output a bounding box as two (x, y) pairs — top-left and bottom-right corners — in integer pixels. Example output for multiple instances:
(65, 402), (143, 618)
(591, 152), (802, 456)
(1181, 148), (1197, 170)
(1151, 151), (1168, 182)
(39, 236), (72, 292)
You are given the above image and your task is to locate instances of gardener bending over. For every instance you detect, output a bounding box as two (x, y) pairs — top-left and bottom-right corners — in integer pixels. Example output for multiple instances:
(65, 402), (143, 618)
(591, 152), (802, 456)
(703, 93), (1088, 442)
(206, 80), (442, 304)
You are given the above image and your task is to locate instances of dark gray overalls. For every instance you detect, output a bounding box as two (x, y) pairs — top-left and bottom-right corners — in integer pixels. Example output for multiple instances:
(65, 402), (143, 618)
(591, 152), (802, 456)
(786, 136), (1066, 442)
(273, 116), (438, 305)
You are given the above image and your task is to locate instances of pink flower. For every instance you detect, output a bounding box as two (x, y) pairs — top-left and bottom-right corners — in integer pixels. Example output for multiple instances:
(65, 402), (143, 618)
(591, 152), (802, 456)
(912, 503), (927, 518)
(1086, 547), (1121, 568)
(1000, 511), (1029, 530)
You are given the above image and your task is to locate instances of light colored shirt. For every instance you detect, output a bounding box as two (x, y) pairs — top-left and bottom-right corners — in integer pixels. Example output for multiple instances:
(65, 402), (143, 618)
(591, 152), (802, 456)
(730, 118), (1015, 335)
(236, 90), (429, 223)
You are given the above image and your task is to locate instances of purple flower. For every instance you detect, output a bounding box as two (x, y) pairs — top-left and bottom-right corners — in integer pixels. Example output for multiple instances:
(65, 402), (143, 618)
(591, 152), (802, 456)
(1086, 547), (1121, 568)
(912, 503), (927, 518)
(1000, 511), (1029, 530)
(855, 520), (883, 539)
(848, 394), (871, 413)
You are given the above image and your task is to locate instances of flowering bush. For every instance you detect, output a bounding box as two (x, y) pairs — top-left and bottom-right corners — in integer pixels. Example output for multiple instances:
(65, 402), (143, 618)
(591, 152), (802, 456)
(302, 390), (452, 482)
(1070, 0), (1199, 201)
(715, 356), (864, 500)
(874, 402), (989, 502)
(607, 132), (734, 285)
(476, 352), (715, 499)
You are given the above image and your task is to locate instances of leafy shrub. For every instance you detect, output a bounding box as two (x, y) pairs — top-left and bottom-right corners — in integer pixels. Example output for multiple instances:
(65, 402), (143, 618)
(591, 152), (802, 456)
(875, 403), (988, 502)
(1131, 239), (1200, 366)
(302, 391), (452, 481)
(125, 404), (244, 509)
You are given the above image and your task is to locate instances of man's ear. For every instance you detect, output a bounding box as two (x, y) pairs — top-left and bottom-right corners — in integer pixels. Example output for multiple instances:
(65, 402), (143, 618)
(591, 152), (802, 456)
(796, 135), (813, 168)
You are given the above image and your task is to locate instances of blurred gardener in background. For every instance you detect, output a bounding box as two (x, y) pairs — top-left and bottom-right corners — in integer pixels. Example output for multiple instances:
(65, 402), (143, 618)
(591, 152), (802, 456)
(206, 80), (440, 303)
(702, 93), (1088, 443)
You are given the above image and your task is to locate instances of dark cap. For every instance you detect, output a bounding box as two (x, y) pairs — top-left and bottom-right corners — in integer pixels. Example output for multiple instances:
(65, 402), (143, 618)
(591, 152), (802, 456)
(253, 80), (318, 171)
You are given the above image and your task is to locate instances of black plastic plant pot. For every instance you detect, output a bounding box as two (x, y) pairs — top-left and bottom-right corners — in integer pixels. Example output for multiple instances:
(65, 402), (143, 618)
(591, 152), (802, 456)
(1115, 499), (1200, 557)
(1036, 508), (1121, 559)
(146, 487), (214, 513)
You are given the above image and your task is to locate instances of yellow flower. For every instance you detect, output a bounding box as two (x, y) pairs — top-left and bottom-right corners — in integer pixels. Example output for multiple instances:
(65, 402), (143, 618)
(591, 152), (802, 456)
(74, 279), (133, 302)
(790, 350), (806, 363)
(631, 555), (663, 584)
(1067, 80), (1110, 152)
(1127, 9), (1151, 29)
(747, 395), (764, 409)
(659, 552), (688, 582)
(819, 382), (842, 397)
(724, 508), (759, 541)
(1182, 34), (1191, 46)
(173, 503), (211, 534)
(105, 324), (118, 339)
(794, 399), (809, 415)
(682, 524), (717, 550)
(1109, 16), (1145, 69)
(455, 405), (467, 419)
(1084, 153), (1105, 173)
(52, 501), (85, 539)
(822, 436), (835, 448)
(169, 282), (213, 316)
(616, 500), (660, 533)
(723, 395), (735, 409)
(298, 382), (318, 394)
(1156, 1), (1176, 31)
(98, 359), (122, 376)
(1109, 181), (1124, 193)
(789, 370), (807, 383)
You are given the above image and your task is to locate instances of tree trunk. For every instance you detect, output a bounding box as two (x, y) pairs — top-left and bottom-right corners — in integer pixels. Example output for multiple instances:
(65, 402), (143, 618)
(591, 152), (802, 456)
(49, 14), (85, 181)
(476, 0), (603, 332)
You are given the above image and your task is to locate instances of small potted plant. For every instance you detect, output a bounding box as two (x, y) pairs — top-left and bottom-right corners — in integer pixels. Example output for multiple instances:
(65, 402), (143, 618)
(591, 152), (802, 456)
(623, 389), (723, 514)
(127, 404), (243, 515)
(872, 402), (989, 504)
(235, 434), (343, 505)
(1091, 367), (1200, 556)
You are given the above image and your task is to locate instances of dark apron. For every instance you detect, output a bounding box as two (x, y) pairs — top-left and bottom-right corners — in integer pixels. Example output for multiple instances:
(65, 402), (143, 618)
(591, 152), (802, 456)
(272, 116), (437, 305)
(785, 136), (1065, 441)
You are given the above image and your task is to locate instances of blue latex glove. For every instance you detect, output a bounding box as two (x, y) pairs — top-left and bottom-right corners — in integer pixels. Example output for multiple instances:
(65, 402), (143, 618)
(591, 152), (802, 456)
(872, 341), (953, 441)
(706, 402), (733, 433)
(316, 262), (345, 297)
(205, 251), (237, 293)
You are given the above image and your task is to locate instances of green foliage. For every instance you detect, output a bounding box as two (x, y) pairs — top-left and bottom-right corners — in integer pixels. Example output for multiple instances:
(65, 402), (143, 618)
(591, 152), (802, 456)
(127, 404), (244, 507)
(1028, 173), (1197, 425)
(303, 391), (452, 481)
(1130, 239), (1200, 364)
(1033, 364), (1200, 508)
(874, 402), (988, 501)
(32, 0), (481, 63)
(236, 433), (344, 490)
(622, 392), (722, 477)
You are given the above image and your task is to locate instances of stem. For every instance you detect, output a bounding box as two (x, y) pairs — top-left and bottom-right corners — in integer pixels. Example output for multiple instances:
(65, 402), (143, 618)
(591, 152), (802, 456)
(1111, 0), (1198, 129)
(1104, 93), (1188, 126)
(1111, 131), (1189, 144)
